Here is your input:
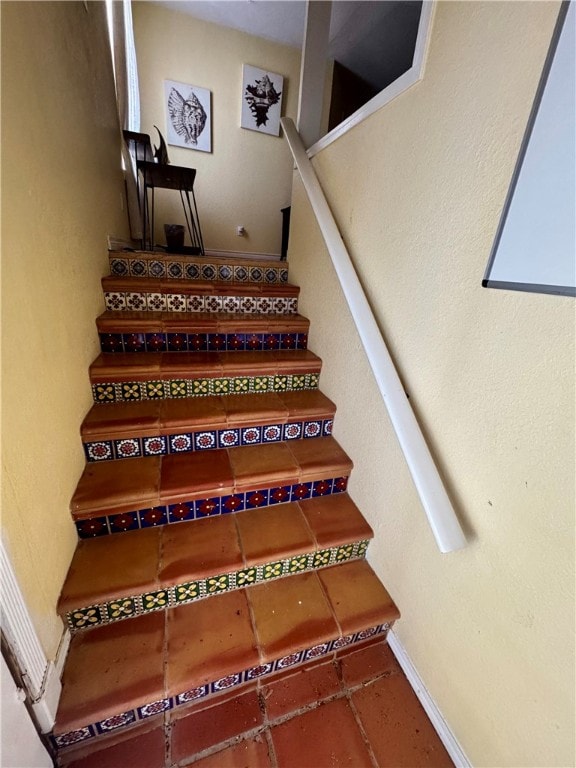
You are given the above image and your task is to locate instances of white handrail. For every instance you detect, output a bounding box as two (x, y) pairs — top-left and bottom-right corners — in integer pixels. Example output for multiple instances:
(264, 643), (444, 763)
(282, 117), (466, 553)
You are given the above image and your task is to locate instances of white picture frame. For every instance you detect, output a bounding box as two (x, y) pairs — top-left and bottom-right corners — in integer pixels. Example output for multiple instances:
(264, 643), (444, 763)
(241, 65), (284, 137)
(164, 79), (212, 153)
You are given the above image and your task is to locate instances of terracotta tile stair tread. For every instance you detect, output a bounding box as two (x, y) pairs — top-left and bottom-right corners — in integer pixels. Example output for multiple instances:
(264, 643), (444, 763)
(58, 495), (373, 618)
(96, 310), (310, 333)
(70, 437), (352, 518)
(53, 560), (399, 737)
(89, 350), (322, 380)
(102, 276), (299, 296)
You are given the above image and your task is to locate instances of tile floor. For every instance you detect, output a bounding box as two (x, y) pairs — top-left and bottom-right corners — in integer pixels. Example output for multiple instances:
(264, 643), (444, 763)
(64, 641), (453, 768)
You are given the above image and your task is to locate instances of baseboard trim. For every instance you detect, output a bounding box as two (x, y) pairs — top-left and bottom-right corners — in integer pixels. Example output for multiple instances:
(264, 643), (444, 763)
(32, 629), (70, 734)
(387, 630), (472, 768)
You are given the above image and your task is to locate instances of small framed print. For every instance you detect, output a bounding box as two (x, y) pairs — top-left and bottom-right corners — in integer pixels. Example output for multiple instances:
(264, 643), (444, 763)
(241, 65), (284, 137)
(164, 79), (212, 153)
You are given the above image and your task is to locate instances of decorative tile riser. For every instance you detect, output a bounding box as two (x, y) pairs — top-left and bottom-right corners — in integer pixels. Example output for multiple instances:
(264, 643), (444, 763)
(99, 331), (308, 354)
(50, 621), (392, 751)
(65, 540), (370, 632)
(85, 417), (334, 461)
(104, 292), (297, 314)
(109, 257), (288, 284)
(92, 373), (320, 404)
(74, 475), (349, 538)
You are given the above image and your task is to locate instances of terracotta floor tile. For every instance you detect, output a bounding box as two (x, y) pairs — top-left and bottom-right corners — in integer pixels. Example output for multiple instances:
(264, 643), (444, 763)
(300, 495), (373, 549)
(289, 437), (353, 482)
(229, 443), (299, 490)
(259, 283), (300, 296)
(70, 457), (161, 517)
(164, 312), (217, 331)
(319, 560), (400, 637)
(166, 590), (259, 696)
(248, 571), (339, 662)
(262, 659), (342, 721)
(216, 313), (307, 333)
(160, 352), (222, 377)
(66, 724), (166, 768)
(171, 689), (264, 761)
(81, 401), (161, 439)
(273, 350), (322, 372)
(236, 504), (315, 566)
(224, 393), (288, 424)
(188, 736), (273, 768)
(339, 639), (402, 689)
(58, 527), (161, 613)
(160, 396), (227, 430)
(89, 353), (163, 378)
(271, 698), (373, 768)
(219, 351), (280, 376)
(159, 515), (243, 585)
(160, 450), (233, 502)
(102, 276), (162, 293)
(97, 312), (162, 333)
(55, 612), (165, 733)
(277, 390), (336, 419)
(352, 674), (453, 767)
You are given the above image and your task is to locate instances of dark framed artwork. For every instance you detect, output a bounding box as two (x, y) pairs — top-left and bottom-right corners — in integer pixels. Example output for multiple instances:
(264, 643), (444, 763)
(241, 65), (284, 137)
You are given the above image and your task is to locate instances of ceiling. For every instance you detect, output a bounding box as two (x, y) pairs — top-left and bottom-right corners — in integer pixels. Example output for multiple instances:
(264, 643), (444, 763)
(155, 1), (422, 91)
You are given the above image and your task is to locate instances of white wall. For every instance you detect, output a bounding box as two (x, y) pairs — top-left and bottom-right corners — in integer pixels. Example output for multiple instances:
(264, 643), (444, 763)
(287, 3), (575, 766)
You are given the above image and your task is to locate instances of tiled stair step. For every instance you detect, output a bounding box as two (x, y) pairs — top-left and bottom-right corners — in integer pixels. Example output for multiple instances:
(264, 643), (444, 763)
(102, 276), (298, 314)
(109, 251), (288, 283)
(96, 310), (309, 354)
(82, 390), (336, 462)
(59, 494), (373, 632)
(51, 558), (400, 752)
(90, 350), (322, 404)
(71, 436), (353, 538)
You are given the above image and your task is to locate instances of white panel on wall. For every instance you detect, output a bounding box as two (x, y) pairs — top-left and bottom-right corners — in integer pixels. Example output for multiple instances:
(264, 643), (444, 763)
(483, 1), (575, 296)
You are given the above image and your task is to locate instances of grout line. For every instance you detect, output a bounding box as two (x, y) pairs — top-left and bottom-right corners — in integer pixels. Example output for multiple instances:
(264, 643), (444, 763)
(265, 727), (278, 768)
(345, 688), (380, 768)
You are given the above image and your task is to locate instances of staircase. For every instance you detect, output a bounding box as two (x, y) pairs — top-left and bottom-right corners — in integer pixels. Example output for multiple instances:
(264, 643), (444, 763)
(52, 250), (400, 763)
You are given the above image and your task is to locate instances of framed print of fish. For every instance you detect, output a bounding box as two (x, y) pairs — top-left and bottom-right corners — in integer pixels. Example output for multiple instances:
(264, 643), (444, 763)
(241, 65), (284, 137)
(164, 80), (212, 153)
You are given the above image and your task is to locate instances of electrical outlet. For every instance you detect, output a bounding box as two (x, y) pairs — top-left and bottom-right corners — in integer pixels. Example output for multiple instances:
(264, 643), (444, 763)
(236, 226), (246, 236)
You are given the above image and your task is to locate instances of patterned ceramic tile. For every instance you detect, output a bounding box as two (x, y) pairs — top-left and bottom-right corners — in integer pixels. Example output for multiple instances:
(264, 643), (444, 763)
(138, 507), (168, 528)
(125, 293), (147, 311)
(147, 293), (167, 310)
(148, 261), (166, 278)
(166, 294), (187, 312)
(167, 262), (183, 279)
(95, 711), (136, 735)
(114, 438), (141, 459)
(104, 292), (126, 311)
(129, 259), (147, 277)
(85, 441), (113, 462)
(103, 291), (297, 315)
(110, 258), (129, 277)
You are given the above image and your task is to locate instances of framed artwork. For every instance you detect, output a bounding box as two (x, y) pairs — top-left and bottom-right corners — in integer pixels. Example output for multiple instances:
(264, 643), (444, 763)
(241, 65), (284, 136)
(164, 79), (212, 153)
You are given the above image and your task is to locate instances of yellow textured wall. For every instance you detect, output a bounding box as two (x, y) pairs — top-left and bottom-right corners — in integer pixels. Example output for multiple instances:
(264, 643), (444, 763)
(132, 3), (300, 255)
(287, 3), (575, 766)
(1, 1), (128, 659)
